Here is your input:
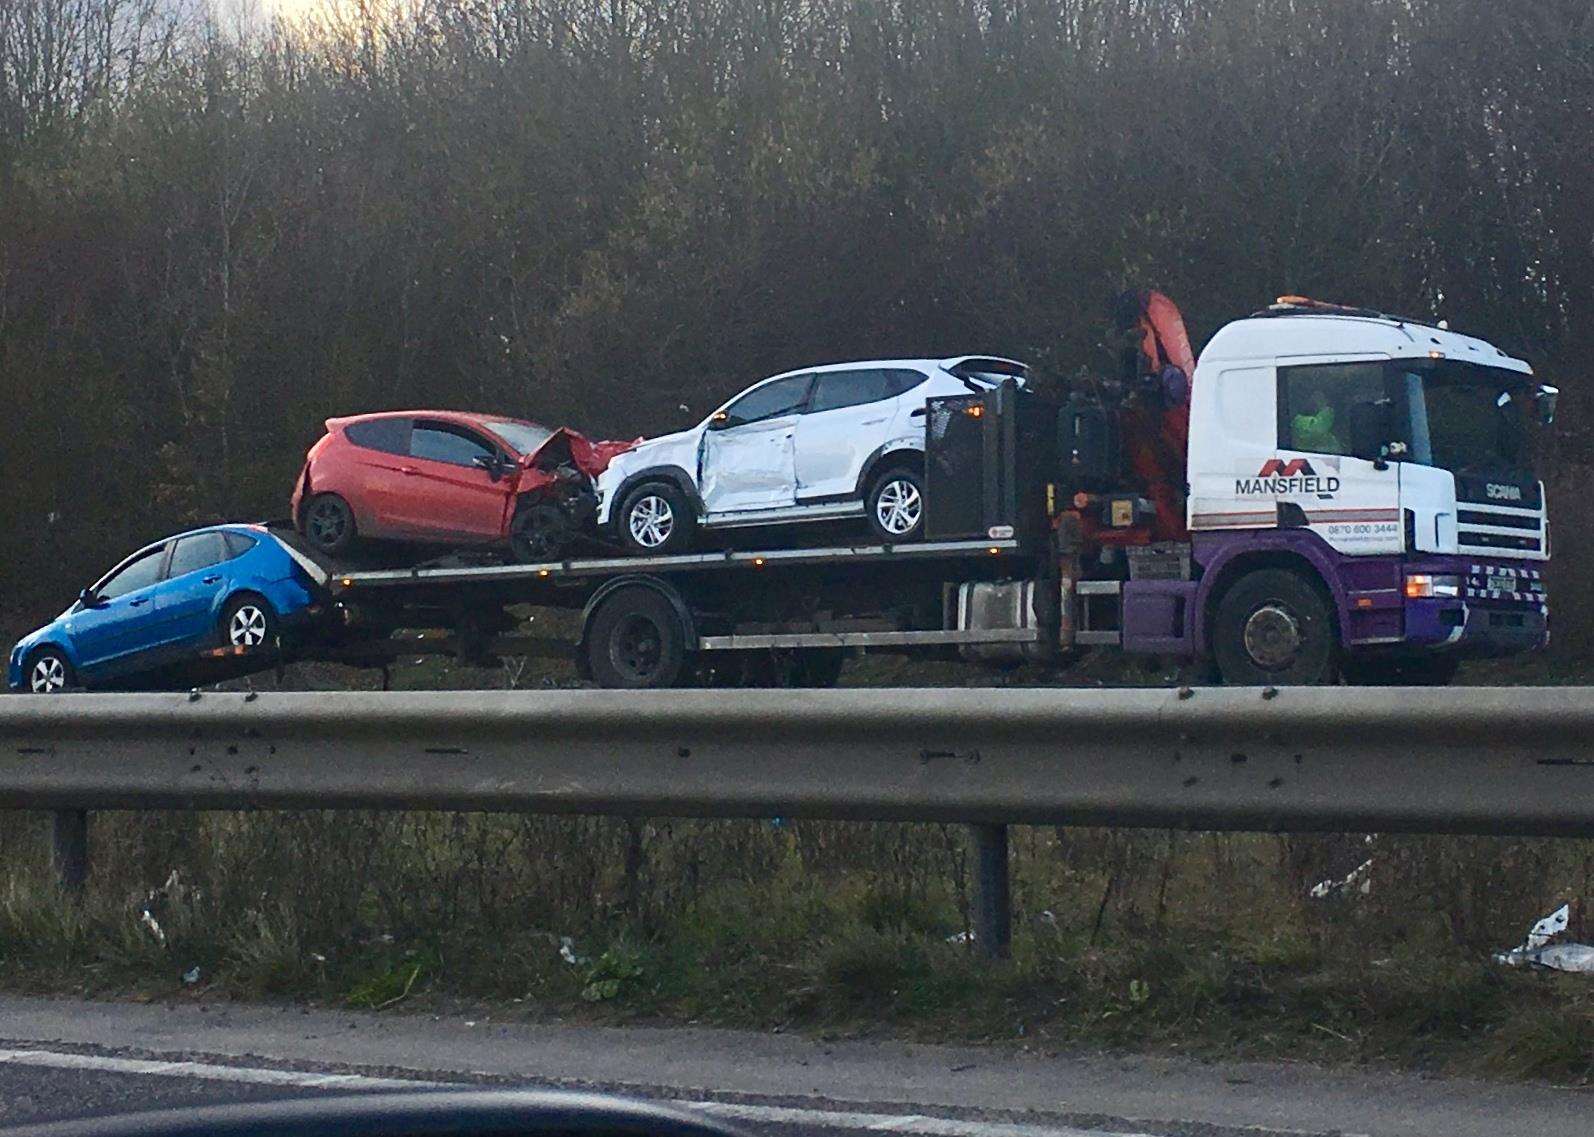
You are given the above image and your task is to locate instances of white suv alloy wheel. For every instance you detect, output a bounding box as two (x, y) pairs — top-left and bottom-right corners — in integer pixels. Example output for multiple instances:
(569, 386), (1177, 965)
(874, 477), (922, 536)
(628, 495), (675, 549)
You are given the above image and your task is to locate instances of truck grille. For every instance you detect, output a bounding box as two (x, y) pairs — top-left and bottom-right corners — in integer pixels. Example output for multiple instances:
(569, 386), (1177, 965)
(1456, 506), (1545, 558)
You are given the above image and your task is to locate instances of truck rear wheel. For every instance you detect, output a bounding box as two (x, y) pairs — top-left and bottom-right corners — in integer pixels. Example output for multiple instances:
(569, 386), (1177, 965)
(1211, 569), (1338, 686)
(585, 587), (690, 688)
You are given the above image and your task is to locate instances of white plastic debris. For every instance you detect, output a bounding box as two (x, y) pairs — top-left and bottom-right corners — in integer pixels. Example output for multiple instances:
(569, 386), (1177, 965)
(1526, 903), (1570, 948)
(1309, 858), (1373, 899)
(1495, 903), (1594, 972)
(182, 966), (201, 985)
(558, 936), (587, 966)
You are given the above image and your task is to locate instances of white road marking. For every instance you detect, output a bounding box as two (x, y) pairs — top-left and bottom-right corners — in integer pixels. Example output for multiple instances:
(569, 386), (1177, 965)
(691, 1100), (1158, 1137)
(0, 1048), (441, 1090)
(0, 1046), (1165, 1137)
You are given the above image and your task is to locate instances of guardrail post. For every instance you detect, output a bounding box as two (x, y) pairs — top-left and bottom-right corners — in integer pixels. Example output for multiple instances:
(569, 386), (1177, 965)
(52, 809), (89, 893)
(969, 822), (1011, 959)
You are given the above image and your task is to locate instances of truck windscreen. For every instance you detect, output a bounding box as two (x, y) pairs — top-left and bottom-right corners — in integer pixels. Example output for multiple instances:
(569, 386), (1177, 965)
(1396, 361), (1539, 476)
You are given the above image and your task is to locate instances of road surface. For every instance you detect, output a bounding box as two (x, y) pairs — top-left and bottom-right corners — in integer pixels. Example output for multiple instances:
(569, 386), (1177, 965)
(0, 995), (1587, 1136)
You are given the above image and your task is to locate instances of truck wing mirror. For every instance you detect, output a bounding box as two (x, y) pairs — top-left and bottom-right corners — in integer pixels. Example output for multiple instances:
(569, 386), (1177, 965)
(1536, 384), (1559, 426)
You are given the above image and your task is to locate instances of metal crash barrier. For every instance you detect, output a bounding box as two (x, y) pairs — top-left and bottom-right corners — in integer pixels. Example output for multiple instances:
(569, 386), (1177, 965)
(5, 686), (1594, 956)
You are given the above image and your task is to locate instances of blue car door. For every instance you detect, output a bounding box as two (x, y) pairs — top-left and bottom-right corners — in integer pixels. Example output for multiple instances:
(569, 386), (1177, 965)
(159, 531), (234, 646)
(68, 544), (169, 673)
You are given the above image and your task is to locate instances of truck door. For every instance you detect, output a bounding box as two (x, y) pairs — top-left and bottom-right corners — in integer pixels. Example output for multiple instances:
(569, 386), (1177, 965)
(1273, 361), (1403, 555)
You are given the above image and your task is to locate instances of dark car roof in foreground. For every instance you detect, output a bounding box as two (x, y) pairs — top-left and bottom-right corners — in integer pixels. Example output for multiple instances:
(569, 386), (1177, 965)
(0, 1090), (749, 1137)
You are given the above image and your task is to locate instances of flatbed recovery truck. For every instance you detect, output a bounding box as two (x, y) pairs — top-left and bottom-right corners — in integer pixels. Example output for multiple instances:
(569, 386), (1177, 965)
(281, 294), (1554, 689)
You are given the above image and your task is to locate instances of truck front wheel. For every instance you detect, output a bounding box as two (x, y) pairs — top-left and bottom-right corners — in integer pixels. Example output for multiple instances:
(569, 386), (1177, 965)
(1211, 569), (1338, 686)
(585, 587), (690, 688)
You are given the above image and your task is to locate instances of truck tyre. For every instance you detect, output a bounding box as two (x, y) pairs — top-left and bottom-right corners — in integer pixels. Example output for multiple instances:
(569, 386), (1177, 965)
(301, 493), (356, 555)
(1343, 655), (1459, 687)
(1211, 569), (1338, 686)
(866, 466), (925, 542)
(618, 482), (696, 555)
(585, 587), (690, 688)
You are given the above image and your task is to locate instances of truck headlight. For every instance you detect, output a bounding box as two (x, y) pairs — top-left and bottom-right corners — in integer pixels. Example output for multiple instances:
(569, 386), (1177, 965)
(1405, 573), (1461, 599)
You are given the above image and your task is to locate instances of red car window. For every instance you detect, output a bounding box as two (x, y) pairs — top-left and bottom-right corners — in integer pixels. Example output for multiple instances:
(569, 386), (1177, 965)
(345, 418), (412, 454)
(411, 421), (497, 467)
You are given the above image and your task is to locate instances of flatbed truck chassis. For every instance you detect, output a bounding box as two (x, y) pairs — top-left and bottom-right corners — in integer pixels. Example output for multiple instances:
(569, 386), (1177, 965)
(300, 536), (1056, 688)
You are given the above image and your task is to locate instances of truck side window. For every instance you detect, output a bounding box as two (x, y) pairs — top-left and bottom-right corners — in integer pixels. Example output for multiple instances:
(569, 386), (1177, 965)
(1277, 362), (1388, 458)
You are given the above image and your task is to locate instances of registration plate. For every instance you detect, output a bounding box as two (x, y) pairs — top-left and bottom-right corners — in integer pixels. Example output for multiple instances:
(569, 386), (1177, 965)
(1486, 571), (1516, 594)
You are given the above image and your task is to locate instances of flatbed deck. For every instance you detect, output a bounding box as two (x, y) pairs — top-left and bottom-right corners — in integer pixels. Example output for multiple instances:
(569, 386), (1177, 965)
(324, 537), (1029, 595)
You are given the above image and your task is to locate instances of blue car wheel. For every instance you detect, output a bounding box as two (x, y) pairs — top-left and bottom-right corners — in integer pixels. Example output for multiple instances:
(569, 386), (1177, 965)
(222, 594), (277, 650)
(25, 646), (75, 693)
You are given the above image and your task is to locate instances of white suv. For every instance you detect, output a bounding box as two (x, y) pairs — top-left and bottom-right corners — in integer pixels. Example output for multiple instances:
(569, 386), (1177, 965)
(596, 356), (1028, 554)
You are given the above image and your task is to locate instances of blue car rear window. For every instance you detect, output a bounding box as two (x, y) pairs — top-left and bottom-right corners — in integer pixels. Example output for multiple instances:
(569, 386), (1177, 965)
(168, 531), (230, 577)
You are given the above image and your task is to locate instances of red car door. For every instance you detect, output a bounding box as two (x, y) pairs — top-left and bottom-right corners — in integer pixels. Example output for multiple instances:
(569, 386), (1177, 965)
(340, 417), (417, 539)
(398, 420), (517, 541)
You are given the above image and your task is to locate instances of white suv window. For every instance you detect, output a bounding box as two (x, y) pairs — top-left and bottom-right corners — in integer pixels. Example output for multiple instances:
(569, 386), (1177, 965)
(722, 374), (812, 426)
(808, 369), (899, 413)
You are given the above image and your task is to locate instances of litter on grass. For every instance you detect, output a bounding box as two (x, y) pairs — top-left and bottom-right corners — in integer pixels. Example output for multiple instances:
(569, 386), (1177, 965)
(1309, 858), (1373, 899)
(1494, 903), (1594, 973)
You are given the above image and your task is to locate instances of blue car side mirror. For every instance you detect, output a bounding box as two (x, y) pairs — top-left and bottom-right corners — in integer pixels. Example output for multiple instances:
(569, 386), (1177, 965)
(78, 588), (103, 609)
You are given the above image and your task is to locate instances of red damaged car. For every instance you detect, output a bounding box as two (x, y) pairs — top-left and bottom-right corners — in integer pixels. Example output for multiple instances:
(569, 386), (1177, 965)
(291, 411), (636, 562)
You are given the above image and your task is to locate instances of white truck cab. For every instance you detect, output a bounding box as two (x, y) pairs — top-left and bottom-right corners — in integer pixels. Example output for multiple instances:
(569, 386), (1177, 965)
(1189, 309), (1551, 561)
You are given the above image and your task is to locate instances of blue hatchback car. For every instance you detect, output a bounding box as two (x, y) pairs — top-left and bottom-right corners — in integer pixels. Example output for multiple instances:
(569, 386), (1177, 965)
(8, 524), (326, 693)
